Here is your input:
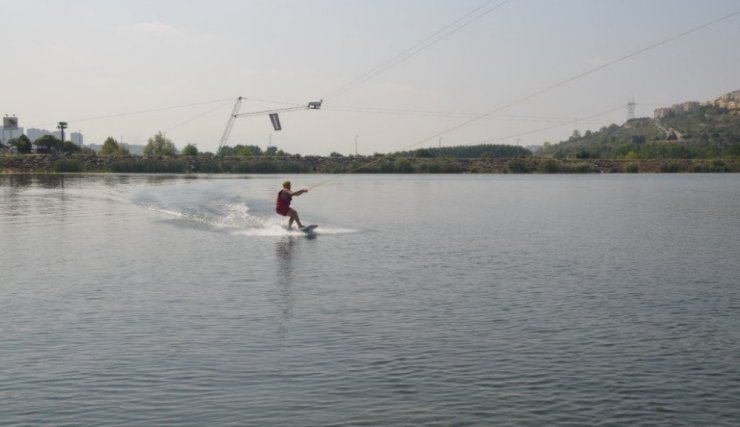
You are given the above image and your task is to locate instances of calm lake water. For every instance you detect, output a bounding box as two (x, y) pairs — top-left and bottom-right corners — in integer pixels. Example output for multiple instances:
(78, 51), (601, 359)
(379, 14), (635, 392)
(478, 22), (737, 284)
(1, 173), (739, 426)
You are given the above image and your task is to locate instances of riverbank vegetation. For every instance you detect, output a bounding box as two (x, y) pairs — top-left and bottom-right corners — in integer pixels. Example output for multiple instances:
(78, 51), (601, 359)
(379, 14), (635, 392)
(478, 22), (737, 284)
(3, 153), (739, 174)
(2, 100), (739, 174)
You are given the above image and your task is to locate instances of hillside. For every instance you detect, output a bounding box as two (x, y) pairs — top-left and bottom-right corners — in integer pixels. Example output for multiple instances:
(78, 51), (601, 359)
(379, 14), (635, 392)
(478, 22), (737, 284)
(541, 103), (740, 159)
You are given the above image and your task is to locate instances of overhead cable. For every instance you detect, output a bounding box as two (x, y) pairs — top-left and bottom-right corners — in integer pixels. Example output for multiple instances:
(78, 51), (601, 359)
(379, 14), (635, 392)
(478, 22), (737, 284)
(324, 0), (512, 101)
(474, 104), (628, 145)
(45, 98), (233, 126)
(165, 100), (235, 134)
(308, 7), (740, 190)
(325, 105), (616, 124)
(384, 7), (740, 154)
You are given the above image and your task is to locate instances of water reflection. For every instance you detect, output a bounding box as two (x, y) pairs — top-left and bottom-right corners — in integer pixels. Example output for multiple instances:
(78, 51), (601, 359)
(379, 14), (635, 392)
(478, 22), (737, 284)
(102, 175), (130, 187)
(275, 236), (297, 337)
(0, 174), (32, 187)
(37, 175), (66, 189)
(0, 174), (65, 188)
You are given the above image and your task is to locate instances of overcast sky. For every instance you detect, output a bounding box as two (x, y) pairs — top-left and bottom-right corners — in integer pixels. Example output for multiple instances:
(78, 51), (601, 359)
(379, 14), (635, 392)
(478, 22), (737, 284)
(2, 0), (739, 155)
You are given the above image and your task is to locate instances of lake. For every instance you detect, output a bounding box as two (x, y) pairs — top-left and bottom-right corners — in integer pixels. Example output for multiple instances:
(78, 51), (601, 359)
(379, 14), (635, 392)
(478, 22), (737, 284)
(1, 173), (739, 426)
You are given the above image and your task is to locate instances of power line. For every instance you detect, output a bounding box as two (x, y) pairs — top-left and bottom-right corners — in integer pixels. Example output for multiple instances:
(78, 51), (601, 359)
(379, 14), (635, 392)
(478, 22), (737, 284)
(308, 7), (740, 190)
(165, 100), (235, 134)
(234, 106), (307, 118)
(31, 98), (233, 128)
(474, 104), (627, 145)
(243, 98), (304, 108)
(27, 96), (305, 130)
(324, 0), (512, 101)
(389, 6), (740, 153)
(324, 105), (616, 124)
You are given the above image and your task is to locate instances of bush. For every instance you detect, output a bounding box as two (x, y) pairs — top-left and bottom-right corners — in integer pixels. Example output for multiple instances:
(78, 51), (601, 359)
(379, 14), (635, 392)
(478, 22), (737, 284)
(110, 158), (186, 173)
(506, 159), (531, 173)
(691, 160), (729, 173)
(660, 162), (681, 173)
(418, 161), (439, 173)
(537, 160), (597, 173)
(540, 160), (559, 173)
(227, 158), (311, 174)
(395, 158), (414, 173)
(53, 159), (84, 173)
(572, 162), (597, 173)
(623, 162), (640, 173)
(182, 144), (199, 156)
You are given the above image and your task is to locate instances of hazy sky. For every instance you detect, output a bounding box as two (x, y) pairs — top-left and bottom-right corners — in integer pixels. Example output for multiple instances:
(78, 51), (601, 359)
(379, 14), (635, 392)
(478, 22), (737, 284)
(2, 0), (739, 155)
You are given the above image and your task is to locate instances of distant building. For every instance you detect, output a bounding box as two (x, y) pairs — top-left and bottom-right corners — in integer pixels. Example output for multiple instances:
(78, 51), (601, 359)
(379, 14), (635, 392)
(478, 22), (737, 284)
(1, 126), (24, 142)
(23, 128), (85, 146)
(71, 132), (83, 146)
(682, 101), (700, 112)
(654, 107), (672, 120)
(716, 90), (740, 102)
(26, 128), (52, 142)
(713, 90), (740, 113)
(654, 101), (700, 119)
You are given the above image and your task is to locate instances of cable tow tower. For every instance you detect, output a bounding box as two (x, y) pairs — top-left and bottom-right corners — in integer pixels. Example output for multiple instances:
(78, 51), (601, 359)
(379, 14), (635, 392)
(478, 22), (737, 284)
(218, 97), (322, 151)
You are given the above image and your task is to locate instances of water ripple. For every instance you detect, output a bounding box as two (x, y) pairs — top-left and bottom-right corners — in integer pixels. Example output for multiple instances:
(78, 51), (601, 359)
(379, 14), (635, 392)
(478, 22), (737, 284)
(2, 174), (740, 426)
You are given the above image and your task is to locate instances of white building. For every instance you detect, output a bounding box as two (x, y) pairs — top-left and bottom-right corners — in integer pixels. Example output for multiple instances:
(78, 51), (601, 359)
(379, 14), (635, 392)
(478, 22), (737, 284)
(71, 132), (83, 146)
(1, 126), (25, 143)
(2, 125), (85, 147)
(26, 128), (52, 142)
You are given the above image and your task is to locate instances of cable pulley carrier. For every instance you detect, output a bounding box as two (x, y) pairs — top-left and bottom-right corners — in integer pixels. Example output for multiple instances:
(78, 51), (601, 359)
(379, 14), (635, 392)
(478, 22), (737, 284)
(218, 97), (322, 150)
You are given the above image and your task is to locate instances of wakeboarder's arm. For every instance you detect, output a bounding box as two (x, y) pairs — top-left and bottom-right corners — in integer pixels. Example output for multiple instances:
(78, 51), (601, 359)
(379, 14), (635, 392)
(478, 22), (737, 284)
(292, 189), (308, 196)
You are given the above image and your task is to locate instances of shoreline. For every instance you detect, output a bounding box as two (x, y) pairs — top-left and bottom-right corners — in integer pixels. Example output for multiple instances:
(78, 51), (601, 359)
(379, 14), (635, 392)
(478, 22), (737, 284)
(2, 153), (739, 174)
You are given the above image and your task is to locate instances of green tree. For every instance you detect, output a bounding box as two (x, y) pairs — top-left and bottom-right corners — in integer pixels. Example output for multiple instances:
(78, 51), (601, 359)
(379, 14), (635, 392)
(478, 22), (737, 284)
(63, 141), (81, 154)
(100, 137), (129, 156)
(219, 144), (287, 157)
(218, 145), (235, 156)
(81, 146), (97, 156)
(10, 135), (33, 154)
(236, 145), (254, 156)
(233, 144), (262, 156)
(395, 157), (414, 173)
(415, 149), (434, 158)
(34, 134), (61, 153)
(182, 143), (198, 156)
(144, 132), (177, 156)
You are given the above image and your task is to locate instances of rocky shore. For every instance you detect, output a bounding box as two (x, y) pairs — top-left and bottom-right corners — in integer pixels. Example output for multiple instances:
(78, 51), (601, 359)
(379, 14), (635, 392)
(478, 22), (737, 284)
(1, 153), (739, 174)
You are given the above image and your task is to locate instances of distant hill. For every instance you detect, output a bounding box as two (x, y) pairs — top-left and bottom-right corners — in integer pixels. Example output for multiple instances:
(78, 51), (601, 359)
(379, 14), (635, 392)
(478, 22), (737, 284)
(541, 93), (740, 159)
(390, 92), (739, 161)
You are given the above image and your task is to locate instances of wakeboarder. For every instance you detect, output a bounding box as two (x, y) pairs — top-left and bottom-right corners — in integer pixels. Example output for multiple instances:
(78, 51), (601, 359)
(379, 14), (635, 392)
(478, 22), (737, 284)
(275, 180), (308, 229)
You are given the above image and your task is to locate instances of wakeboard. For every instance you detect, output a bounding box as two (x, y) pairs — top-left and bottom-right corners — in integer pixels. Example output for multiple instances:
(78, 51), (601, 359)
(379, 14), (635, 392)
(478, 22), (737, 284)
(301, 224), (318, 233)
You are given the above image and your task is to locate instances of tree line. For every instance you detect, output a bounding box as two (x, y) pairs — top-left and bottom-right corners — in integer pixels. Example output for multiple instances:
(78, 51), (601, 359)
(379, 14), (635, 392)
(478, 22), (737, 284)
(1, 130), (296, 158)
(6, 102), (738, 162)
(394, 144), (532, 159)
(2, 131), (197, 157)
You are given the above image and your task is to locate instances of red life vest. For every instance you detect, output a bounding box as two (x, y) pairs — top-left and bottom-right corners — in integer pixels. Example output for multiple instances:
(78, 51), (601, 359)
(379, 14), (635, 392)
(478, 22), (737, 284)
(276, 189), (292, 215)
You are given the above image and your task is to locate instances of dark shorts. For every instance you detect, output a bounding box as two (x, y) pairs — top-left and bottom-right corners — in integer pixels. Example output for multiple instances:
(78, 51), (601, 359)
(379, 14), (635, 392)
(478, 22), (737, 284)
(276, 205), (290, 216)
